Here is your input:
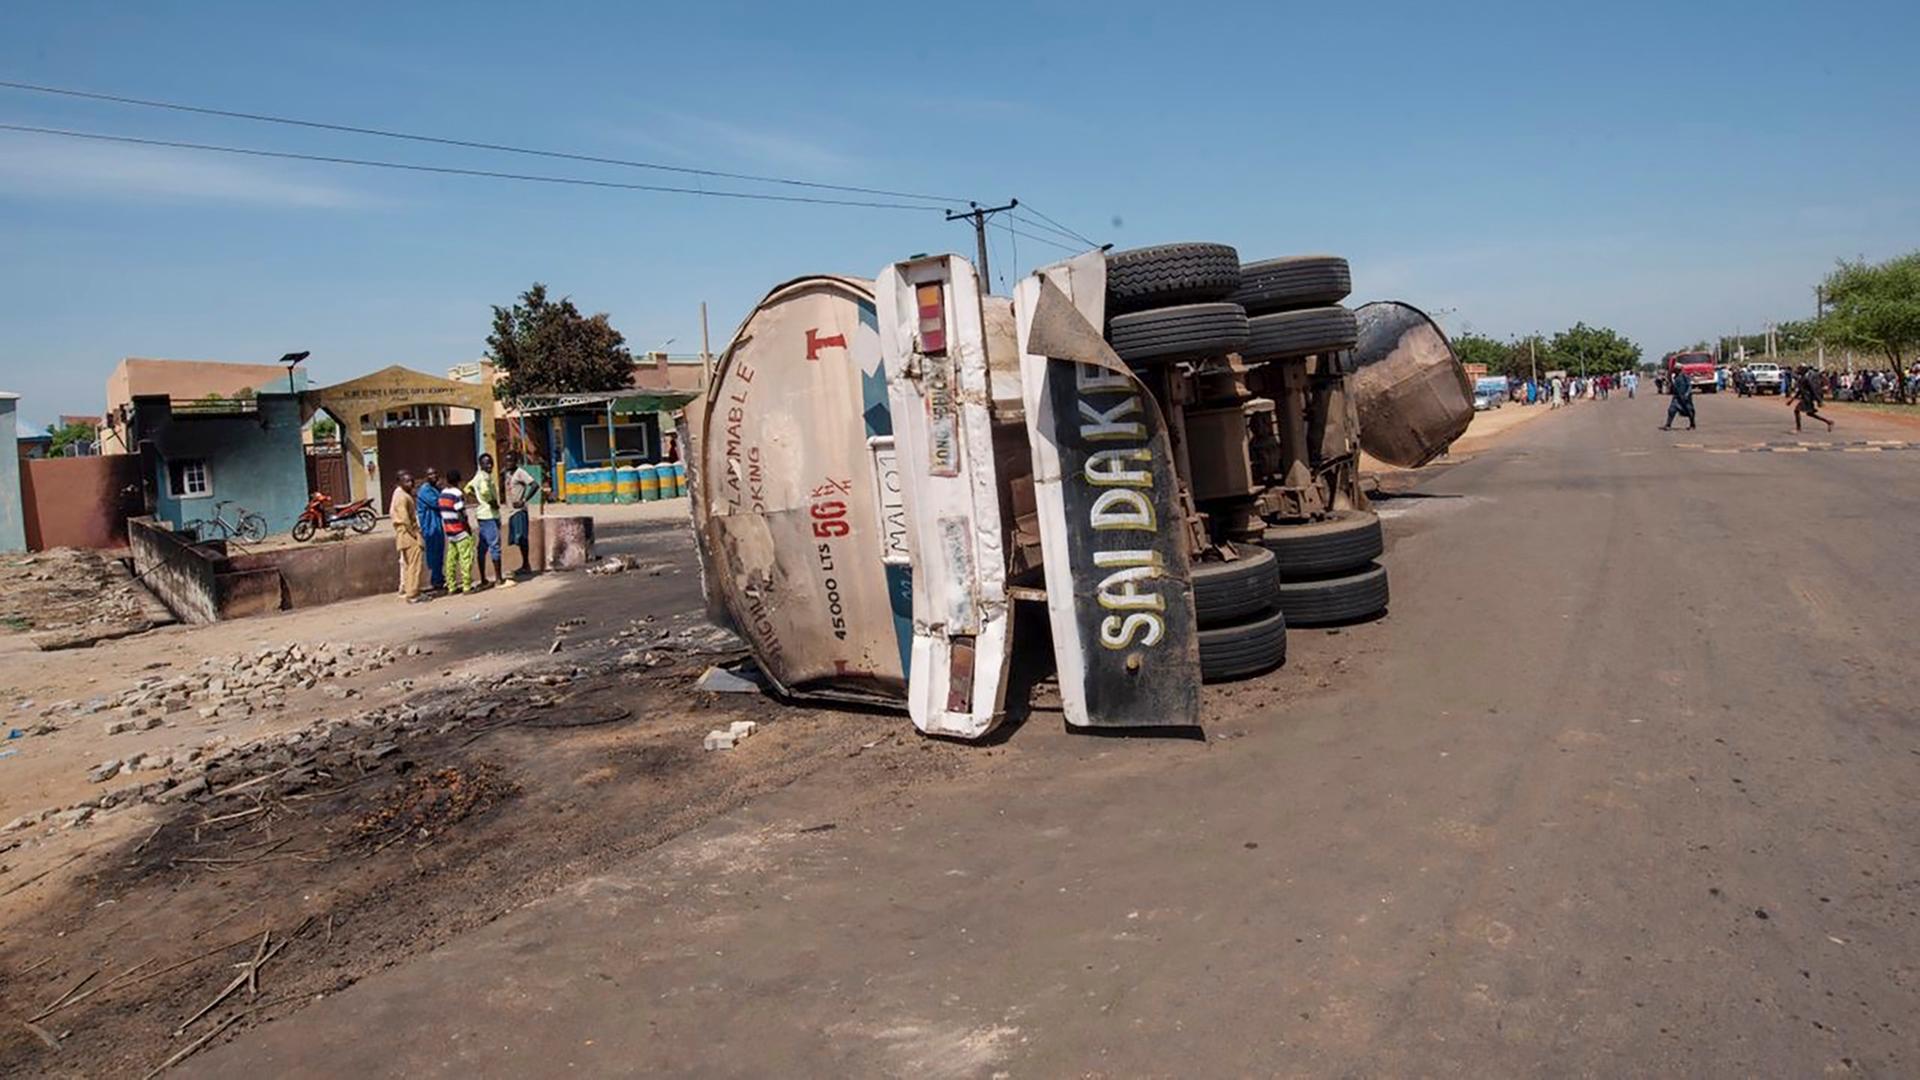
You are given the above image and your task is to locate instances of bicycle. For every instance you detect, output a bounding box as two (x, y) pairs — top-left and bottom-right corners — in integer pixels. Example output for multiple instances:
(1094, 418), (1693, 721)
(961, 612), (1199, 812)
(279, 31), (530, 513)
(182, 500), (268, 545)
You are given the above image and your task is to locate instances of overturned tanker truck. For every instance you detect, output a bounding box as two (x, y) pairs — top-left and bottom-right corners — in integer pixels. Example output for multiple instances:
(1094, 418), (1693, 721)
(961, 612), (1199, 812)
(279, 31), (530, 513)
(690, 245), (1471, 741)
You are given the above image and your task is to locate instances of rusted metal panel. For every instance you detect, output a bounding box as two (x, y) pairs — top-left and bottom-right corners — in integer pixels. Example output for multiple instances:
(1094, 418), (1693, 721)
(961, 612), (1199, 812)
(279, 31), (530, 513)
(1016, 256), (1202, 729)
(1350, 301), (1473, 468)
(693, 276), (910, 703)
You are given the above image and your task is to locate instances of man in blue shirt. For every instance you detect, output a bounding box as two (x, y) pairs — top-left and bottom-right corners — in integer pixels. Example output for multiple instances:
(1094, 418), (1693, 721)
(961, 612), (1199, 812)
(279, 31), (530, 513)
(1662, 368), (1697, 430)
(415, 467), (446, 592)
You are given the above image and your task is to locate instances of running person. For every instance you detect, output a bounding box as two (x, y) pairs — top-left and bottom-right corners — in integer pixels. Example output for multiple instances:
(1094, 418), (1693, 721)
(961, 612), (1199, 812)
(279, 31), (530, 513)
(1662, 366), (1697, 430)
(1789, 365), (1834, 432)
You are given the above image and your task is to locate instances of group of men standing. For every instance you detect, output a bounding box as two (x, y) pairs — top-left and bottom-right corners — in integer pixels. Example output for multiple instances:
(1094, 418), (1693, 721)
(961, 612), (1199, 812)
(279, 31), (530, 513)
(387, 453), (539, 603)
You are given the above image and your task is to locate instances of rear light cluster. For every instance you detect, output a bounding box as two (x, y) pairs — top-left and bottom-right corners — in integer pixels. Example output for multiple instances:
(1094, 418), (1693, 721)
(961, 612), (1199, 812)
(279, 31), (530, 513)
(916, 282), (947, 355)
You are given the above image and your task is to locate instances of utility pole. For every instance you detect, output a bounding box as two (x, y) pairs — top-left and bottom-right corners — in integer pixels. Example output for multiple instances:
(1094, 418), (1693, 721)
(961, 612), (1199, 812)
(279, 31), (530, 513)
(1814, 286), (1825, 370)
(1529, 335), (1538, 384)
(699, 301), (713, 391)
(946, 199), (1018, 284)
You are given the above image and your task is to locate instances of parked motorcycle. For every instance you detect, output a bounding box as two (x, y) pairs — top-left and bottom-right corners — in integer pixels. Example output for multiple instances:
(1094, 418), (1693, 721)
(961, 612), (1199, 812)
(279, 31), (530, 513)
(291, 491), (378, 542)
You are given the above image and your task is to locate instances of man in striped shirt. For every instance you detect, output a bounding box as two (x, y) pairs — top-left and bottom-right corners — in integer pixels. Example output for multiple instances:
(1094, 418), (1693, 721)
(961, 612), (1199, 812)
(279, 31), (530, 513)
(438, 468), (476, 595)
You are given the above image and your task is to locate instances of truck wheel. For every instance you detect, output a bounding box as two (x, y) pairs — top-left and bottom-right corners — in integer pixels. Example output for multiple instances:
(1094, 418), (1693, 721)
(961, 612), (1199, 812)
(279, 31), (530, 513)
(1231, 255), (1351, 314)
(1191, 544), (1279, 627)
(1108, 303), (1249, 367)
(1276, 563), (1389, 627)
(1242, 306), (1358, 363)
(1199, 607), (1288, 682)
(1260, 511), (1383, 577)
(1105, 243), (1241, 315)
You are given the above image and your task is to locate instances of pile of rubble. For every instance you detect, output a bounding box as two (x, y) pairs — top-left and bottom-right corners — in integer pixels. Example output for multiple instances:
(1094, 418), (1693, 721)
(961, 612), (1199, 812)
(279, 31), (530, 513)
(30, 641), (405, 733)
(2, 661), (574, 836)
(4, 615), (755, 839)
(0, 548), (165, 647)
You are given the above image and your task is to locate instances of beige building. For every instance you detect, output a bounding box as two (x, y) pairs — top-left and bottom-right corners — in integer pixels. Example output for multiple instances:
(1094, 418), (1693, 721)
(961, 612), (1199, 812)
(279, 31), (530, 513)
(100, 357), (308, 454)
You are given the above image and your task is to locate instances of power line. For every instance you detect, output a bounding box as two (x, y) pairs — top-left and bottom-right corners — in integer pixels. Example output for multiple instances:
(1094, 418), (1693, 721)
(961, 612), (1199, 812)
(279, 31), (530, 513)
(1006, 211), (1085, 248)
(1013, 200), (1099, 248)
(0, 123), (945, 211)
(1003, 224), (1080, 254)
(1003, 214), (1018, 285)
(0, 78), (967, 205)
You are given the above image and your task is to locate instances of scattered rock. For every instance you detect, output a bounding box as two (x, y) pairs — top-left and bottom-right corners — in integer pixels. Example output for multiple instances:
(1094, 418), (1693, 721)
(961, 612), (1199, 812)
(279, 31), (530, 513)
(703, 729), (738, 751)
(696, 666), (764, 694)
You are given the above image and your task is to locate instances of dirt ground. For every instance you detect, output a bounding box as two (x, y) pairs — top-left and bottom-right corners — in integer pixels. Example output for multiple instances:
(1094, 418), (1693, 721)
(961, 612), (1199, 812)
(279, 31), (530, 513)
(184, 391), (1920, 1078)
(0, 499), (955, 1076)
(0, 491), (1378, 1076)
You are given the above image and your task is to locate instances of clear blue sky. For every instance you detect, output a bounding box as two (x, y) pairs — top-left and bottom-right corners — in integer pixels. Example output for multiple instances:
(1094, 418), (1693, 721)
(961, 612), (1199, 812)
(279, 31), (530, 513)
(3, 0), (1916, 427)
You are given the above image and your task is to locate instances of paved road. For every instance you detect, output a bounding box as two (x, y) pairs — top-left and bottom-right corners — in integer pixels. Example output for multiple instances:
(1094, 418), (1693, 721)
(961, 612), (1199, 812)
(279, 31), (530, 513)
(195, 394), (1920, 1077)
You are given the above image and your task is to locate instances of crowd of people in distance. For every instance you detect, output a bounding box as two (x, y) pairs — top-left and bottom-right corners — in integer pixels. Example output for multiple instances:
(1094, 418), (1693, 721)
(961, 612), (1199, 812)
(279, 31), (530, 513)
(386, 452), (541, 603)
(1505, 372), (1638, 408)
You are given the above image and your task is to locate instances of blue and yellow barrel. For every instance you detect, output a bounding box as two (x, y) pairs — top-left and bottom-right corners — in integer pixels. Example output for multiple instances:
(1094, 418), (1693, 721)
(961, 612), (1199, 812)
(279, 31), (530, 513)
(593, 467), (614, 503)
(614, 465), (640, 503)
(638, 463), (661, 501)
(670, 461), (688, 498)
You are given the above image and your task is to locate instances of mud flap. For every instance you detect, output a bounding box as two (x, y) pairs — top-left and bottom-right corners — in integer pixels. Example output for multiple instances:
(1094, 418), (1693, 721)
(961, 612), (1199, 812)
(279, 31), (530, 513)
(1015, 254), (1202, 728)
(875, 256), (1011, 740)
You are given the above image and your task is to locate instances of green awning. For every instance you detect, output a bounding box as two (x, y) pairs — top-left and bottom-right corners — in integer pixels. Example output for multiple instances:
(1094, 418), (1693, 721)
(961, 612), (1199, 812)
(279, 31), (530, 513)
(512, 390), (698, 415)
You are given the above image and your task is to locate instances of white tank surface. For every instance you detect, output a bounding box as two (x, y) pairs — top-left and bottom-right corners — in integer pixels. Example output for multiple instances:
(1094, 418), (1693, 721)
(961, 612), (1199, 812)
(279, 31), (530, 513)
(692, 276), (912, 704)
(1350, 301), (1474, 468)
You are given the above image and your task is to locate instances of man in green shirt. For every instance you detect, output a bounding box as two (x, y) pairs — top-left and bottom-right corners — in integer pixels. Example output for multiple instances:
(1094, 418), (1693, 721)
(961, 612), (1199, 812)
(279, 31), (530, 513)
(466, 453), (508, 589)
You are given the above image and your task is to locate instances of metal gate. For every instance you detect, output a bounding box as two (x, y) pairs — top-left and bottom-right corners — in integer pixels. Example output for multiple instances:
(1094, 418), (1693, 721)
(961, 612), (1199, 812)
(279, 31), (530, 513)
(373, 425), (477, 498)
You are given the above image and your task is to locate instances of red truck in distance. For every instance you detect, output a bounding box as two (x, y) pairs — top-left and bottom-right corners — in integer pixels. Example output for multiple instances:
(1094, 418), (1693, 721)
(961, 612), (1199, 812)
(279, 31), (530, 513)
(1663, 350), (1718, 394)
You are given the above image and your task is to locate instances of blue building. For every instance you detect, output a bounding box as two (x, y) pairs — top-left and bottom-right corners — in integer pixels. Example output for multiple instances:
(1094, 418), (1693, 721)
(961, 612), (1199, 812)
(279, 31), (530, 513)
(127, 391), (309, 536)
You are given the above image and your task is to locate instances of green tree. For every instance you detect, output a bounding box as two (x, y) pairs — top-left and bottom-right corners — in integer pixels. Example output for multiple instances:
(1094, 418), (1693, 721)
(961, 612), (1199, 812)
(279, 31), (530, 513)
(1547, 322), (1641, 376)
(1451, 332), (1506, 371)
(1817, 253), (1920, 403)
(47, 421), (94, 456)
(311, 417), (339, 442)
(486, 283), (635, 402)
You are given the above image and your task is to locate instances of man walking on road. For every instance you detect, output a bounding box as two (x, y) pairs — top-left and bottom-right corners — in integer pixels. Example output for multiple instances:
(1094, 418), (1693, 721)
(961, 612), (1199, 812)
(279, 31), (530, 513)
(466, 453), (505, 589)
(1662, 365), (1697, 430)
(389, 469), (427, 603)
(1790, 364), (1835, 433)
(438, 468), (476, 594)
(503, 452), (537, 581)
(416, 467), (446, 593)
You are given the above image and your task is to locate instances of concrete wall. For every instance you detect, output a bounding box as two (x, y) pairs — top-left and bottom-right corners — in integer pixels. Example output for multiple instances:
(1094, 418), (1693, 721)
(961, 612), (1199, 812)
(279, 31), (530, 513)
(139, 393), (309, 535)
(108, 358), (309, 415)
(128, 516), (220, 624)
(227, 534), (395, 609)
(20, 454), (143, 550)
(0, 394), (22, 552)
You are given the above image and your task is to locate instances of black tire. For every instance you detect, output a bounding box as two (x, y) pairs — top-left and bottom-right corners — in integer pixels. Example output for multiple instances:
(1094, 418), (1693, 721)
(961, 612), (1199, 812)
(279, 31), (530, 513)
(291, 519), (316, 543)
(1231, 255), (1352, 314)
(1105, 243), (1240, 315)
(1243, 306), (1358, 363)
(237, 513), (268, 545)
(1190, 544), (1279, 627)
(1276, 563), (1389, 627)
(1199, 607), (1288, 682)
(1108, 303), (1249, 367)
(1260, 511), (1383, 577)
(351, 508), (378, 534)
